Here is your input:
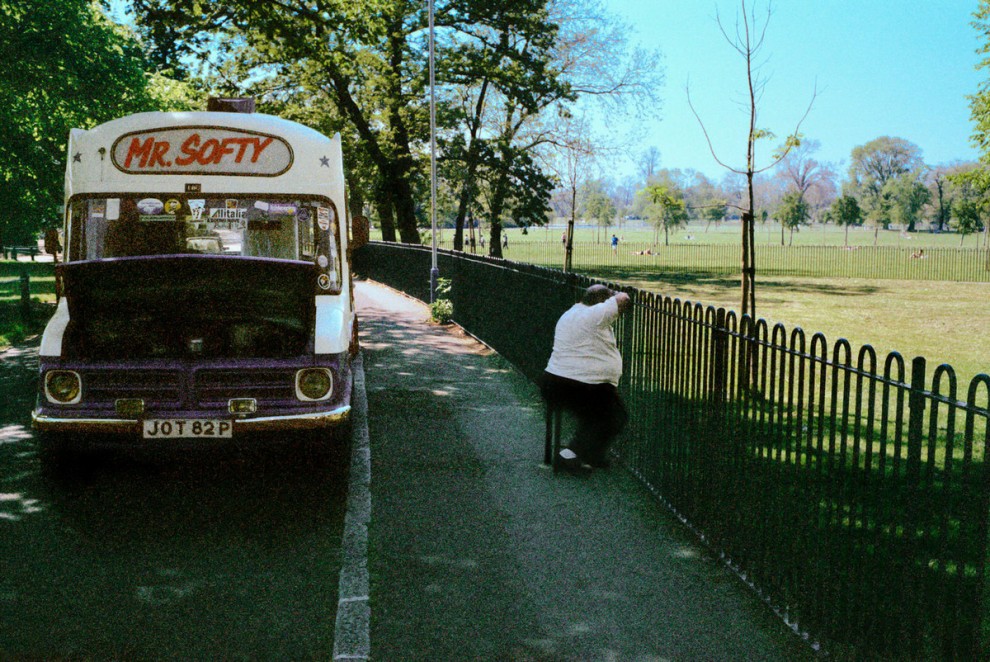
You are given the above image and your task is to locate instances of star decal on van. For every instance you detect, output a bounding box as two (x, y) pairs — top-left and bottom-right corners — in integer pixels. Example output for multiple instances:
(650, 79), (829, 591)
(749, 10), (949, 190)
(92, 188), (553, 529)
(320, 156), (330, 167)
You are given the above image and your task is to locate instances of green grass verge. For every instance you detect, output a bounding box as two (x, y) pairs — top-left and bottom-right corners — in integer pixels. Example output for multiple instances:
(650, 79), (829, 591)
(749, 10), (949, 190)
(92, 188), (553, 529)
(0, 261), (56, 347)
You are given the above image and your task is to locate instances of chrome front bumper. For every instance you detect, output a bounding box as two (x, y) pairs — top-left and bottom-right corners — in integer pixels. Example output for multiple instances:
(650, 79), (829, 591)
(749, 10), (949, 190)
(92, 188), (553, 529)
(31, 406), (351, 435)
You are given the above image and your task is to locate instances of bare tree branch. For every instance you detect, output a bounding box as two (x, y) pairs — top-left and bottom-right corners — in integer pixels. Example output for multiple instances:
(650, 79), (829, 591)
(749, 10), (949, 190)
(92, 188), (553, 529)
(685, 82), (745, 175)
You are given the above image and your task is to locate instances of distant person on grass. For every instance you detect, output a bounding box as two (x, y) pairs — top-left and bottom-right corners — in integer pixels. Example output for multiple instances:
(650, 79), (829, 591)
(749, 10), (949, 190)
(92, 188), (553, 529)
(540, 284), (630, 474)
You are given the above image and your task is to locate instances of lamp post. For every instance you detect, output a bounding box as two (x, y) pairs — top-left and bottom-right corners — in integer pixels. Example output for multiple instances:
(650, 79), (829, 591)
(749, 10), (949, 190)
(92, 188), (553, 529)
(428, 0), (439, 302)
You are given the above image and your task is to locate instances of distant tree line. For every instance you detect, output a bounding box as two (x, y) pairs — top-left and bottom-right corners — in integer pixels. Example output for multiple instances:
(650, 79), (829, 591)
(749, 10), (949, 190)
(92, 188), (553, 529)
(552, 135), (990, 250)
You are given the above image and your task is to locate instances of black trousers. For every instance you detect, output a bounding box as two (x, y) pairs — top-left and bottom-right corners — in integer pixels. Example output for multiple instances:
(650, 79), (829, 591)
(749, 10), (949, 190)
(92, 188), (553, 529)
(539, 371), (628, 463)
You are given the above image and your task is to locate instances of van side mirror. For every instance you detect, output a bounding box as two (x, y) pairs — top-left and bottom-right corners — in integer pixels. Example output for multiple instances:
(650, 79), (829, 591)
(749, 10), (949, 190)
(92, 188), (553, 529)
(350, 215), (370, 251)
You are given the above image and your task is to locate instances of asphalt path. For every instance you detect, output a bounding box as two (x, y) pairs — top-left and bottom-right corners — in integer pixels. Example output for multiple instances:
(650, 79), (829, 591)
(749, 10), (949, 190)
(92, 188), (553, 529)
(355, 280), (815, 660)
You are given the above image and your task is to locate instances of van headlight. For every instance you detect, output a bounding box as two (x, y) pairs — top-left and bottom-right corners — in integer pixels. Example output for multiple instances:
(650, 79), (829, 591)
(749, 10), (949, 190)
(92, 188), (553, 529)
(296, 368), (333, 401)
(45, 370), (82, 404)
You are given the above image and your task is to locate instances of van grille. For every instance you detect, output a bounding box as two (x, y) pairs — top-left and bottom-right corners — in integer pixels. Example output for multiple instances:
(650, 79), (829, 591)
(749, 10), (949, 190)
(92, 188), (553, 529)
(193, 369), (296, 407)
(83, 369), (184, 409)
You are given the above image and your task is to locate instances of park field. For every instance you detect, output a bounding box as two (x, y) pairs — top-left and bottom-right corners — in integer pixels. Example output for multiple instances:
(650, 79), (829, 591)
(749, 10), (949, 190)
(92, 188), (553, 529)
(597, 270), (988, 388)
(378, 222), (990, 385)
(426, 219), (990, 249)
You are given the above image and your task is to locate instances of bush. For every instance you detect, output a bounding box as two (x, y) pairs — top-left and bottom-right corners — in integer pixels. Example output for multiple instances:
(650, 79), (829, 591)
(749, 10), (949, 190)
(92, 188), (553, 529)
(429, 298), (453, 324)
(429, 277), (453, 323)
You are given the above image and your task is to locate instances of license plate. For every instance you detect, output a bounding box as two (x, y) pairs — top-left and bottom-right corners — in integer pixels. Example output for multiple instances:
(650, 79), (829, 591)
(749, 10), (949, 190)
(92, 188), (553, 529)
(142, 419), (233, 439)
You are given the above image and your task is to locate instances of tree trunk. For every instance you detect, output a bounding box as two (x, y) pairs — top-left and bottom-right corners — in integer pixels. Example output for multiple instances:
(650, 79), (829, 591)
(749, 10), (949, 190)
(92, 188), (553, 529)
(385, 21), (421, 244)
(374, 181), (397, 242)
(345, 173), (365, 222)
(486, 169), (511, 259)
(390, 162), (420, 243)
(450, 81), (490, 252)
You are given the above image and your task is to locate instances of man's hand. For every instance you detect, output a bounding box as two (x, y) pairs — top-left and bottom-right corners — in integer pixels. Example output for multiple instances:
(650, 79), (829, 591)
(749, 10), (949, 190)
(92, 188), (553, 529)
(613, 291), (631, 313)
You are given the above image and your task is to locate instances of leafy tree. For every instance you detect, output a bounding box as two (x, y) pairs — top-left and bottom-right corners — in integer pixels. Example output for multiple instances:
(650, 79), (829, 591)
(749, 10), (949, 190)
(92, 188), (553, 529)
(885, 175), (931, 232)
(773, 137), (836, 237)
(828, 195), (862, 246)
(0, 0), (159, 244)
(133, 0), (437, 244)
(700, 200), (728, 230)
(948, 166), (990, 247)
(437, 0), (566, 253)
(845, 136), (925, 239)
(926, 164), (961, 232)
(478, 0), (663, 257)
(774, 190), (809, 245)
(950, 197), (985, 245)
(581, 181), (616, 242)
(642, 184), (688, 246)
(969, 1), (990, 164)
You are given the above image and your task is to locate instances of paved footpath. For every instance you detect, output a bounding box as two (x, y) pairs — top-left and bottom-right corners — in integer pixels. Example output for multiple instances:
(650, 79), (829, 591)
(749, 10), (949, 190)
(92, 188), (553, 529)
(348, 280), (816, 661)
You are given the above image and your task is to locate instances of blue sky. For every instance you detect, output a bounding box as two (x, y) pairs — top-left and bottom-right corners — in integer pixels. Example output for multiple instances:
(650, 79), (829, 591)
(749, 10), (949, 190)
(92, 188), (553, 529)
(603, 0), (985, 181)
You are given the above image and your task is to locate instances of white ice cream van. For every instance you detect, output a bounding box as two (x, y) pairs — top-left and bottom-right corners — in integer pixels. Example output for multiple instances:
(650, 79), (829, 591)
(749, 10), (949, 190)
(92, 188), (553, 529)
(32, 100), (367, 461)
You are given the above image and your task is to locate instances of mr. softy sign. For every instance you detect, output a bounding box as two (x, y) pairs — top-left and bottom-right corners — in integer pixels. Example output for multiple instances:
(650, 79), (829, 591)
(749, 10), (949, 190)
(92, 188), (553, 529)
(111, 126), (293, 176)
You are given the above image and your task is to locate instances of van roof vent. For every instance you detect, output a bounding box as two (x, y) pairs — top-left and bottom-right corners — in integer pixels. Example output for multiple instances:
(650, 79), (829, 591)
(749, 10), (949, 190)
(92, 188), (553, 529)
(207, 97), (255, 113)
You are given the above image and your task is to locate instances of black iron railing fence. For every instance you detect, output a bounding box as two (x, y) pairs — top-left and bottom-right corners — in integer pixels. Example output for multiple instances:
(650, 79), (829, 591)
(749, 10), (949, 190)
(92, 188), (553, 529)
(447, 241), (990, 282)
(353, 242), (990, 659)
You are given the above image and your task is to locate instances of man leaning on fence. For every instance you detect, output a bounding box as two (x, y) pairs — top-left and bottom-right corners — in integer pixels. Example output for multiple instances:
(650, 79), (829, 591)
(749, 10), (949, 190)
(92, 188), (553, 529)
(540, 284), (630, 474)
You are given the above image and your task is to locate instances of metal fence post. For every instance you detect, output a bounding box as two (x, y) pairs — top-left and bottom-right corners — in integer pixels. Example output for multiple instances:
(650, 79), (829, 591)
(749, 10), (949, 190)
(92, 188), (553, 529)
(903, 355), (927, 657)
(907, 357), (926, 486)
(711, 308), (728, 403)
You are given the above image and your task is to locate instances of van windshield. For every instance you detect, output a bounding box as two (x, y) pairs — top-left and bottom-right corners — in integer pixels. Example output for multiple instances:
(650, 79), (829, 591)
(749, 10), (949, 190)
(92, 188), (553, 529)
(66, 195), (340, 266)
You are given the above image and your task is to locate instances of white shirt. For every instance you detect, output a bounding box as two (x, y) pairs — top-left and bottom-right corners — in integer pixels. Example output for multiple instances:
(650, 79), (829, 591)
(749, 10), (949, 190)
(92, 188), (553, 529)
(545, 297), (623, 386)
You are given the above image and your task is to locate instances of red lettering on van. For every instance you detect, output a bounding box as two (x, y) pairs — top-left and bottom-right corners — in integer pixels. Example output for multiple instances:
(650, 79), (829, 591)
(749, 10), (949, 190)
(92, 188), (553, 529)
(150, 140), (171, 167)
(198, 138), (221, 165)
(123, 137), (155, 168)
(175, 133), (201, 166)
(251, 137), (274, 163)
(229, 138), (252, 162)
(113, 128), (289, 175)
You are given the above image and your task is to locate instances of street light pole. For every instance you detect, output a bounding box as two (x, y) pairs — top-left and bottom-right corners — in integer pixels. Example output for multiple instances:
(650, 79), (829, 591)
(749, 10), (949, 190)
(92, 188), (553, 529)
(428, 0), (439, 302)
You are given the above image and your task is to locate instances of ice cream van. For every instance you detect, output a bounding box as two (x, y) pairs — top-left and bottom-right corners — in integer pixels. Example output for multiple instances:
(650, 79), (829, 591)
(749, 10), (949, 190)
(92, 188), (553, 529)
(32, 100), (366, 462)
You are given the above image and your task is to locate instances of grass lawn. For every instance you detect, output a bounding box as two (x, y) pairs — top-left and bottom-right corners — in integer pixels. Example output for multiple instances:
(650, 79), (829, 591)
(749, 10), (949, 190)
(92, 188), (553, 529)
(586, 267), (989, 388)
(0, 262), (57, 347)
(426, 219), (990, 249)
(392, 222), (988, 385)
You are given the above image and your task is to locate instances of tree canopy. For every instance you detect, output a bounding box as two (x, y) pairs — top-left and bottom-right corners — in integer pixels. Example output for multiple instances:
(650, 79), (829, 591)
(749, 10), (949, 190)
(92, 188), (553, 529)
(0, 0), (165, 244)
(131, 0), (661, 251)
